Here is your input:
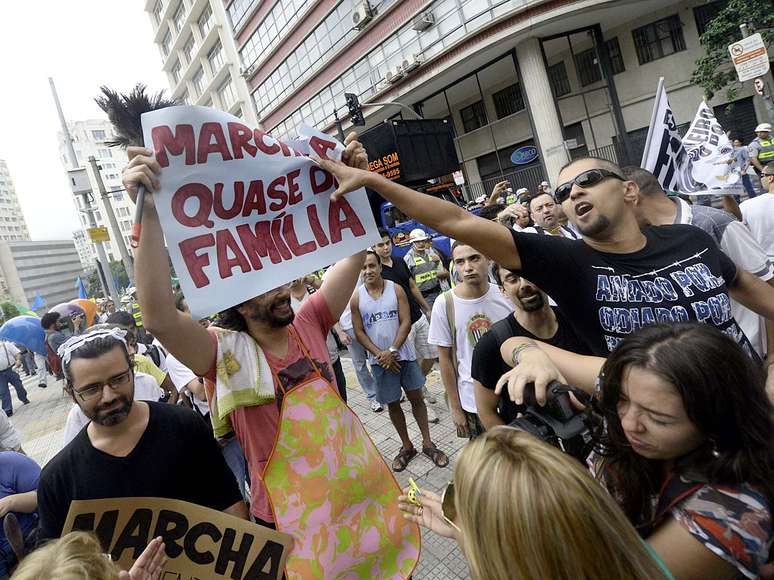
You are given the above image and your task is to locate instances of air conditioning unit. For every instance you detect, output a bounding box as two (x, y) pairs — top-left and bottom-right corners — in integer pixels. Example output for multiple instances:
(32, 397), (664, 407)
(352, 2), (373, 30)
(412, 12), (435, 31)
(402, 54), (423, 73)
(386, 65), (405, 83)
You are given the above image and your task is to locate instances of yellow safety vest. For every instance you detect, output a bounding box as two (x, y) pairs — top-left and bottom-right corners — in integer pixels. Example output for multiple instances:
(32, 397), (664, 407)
(131, 302), (143, 327)
(413, 255), (438, 285)
(756, 138), (774, 161)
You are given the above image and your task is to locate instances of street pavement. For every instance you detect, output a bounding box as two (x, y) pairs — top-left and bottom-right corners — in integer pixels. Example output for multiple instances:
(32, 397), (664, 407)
(8, 358), (471, 579)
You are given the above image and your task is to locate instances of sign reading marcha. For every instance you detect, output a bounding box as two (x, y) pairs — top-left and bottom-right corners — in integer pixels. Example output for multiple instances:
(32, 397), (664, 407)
(141, 106), (380, 319)
(63, 497), (293, 579)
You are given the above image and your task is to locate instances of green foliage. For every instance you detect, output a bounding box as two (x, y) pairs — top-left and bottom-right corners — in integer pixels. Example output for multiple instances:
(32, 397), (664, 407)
(86, 260), (130, 298)
(691, 0), (774, 100)
(0, 302), (20, 322)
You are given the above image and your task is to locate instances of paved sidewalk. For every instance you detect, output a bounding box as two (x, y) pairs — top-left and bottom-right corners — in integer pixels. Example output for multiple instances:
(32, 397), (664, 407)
(9, 358), (471, 579)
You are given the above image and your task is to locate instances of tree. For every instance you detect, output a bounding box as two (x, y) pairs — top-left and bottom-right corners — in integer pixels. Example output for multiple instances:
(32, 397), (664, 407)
(691, 0), (774, 101)
(86, 260), (130, 298)
(0, 302), (19, 322)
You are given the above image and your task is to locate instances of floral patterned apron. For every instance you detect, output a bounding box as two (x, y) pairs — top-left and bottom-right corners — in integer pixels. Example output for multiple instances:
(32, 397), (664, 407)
(263, 327), (420, 579)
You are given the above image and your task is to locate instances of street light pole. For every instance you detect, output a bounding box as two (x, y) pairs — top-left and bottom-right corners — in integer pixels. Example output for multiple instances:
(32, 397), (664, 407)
(87, 156), (135, 284)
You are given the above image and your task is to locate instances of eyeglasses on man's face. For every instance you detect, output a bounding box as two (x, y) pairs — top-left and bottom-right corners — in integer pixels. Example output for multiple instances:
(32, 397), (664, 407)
(73, 368), (133, 401)
(554, 168), (625, 203)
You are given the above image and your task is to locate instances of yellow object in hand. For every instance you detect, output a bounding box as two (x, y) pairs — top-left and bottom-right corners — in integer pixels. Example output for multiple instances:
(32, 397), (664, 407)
(407, 477), (422, 505)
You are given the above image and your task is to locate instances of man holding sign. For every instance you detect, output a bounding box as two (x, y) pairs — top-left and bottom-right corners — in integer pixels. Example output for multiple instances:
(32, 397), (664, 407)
(123, 110), (420, 578)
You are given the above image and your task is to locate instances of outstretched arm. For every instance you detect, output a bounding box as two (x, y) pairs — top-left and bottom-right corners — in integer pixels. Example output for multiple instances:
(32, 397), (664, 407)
(318, 158), (521, 270)
(320, 252), (366, 321)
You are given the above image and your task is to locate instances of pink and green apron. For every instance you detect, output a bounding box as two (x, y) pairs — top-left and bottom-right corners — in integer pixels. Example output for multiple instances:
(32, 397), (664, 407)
(263, 328), (420, 578)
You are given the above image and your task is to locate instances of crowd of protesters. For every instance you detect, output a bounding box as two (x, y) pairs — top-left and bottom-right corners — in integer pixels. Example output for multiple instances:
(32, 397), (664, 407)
(0, 128), (770, 580)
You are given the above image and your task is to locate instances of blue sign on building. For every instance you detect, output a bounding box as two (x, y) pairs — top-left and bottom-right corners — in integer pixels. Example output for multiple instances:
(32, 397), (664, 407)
(510, 146), (539, 165)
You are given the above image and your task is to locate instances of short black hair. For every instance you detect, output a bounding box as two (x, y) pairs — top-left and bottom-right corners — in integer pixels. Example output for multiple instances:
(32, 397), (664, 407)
(106, 311), (134, 328)
(527, 192), (555, 213)
(63, 331), (133, 388)
(477, 203), (505, 221)
(377, 227), (390, 239)
(559, 156), (624, 177)
(621, 166), (664, 197)
(213, 306), (247, 332)
(40, 312), (61, 330)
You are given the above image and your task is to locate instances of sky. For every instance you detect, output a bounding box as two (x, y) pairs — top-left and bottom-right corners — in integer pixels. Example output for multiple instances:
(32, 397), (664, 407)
(0, 2), (168, 240)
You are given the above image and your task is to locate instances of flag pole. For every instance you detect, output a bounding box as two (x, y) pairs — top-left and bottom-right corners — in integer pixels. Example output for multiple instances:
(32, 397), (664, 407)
(641, 77), (665, 167)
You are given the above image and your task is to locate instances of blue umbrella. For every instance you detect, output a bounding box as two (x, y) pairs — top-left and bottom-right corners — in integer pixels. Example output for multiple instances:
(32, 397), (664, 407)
(30, 292), (45, 311)
(75, 277), (87, 299)
(0, 316), (46, 356)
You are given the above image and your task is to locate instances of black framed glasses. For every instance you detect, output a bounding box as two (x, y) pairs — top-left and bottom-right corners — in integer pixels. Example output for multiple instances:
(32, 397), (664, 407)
(73, 368), (133, 401)
(554, 168), (625, 203)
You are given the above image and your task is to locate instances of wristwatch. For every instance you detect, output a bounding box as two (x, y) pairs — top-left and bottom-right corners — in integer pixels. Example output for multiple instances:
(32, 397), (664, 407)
(388, 346), (398, 354)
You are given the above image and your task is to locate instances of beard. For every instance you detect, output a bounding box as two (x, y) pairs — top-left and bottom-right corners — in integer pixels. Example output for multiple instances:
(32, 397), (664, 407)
(246, 296), (295, 328)
(577, 214), (611, 238)
(518, 292), (545, 312)
(88, 395), (132, 426)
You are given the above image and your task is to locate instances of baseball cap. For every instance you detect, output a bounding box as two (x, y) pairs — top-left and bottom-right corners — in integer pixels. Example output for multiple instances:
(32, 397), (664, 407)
(540, 181), (550, 187)
(516, 187), (529, 194)
(755, 123), (771, 133)
(409, 228), (430, 242)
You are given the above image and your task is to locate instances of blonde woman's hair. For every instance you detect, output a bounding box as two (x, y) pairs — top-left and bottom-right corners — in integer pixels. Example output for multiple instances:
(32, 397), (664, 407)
(454, 427), (669, 580)
(12, 532), (120, 580)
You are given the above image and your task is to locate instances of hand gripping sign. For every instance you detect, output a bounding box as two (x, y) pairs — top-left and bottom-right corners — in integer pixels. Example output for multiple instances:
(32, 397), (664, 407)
(63, 497), (293, 579)
(140, 106), (380, 319)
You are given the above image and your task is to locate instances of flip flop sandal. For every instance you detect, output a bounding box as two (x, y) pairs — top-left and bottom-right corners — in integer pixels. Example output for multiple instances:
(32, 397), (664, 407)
(423, 446), (449, 468)
(392, 446), (418, 472)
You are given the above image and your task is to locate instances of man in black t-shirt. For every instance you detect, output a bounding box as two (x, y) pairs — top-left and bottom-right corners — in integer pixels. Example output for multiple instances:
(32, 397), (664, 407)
(321, 155), (774, 360)
(472, 265), (589, 426)
(37, 328), (245, 540)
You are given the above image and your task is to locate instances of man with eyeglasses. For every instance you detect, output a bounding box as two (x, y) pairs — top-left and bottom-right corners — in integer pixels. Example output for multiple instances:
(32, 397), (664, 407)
(36, 328), (247, 540)
(317, 154), (774, 359)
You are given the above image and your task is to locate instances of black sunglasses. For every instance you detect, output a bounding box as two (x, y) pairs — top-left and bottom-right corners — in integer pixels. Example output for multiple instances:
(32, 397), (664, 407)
(554, 169), (625, 203)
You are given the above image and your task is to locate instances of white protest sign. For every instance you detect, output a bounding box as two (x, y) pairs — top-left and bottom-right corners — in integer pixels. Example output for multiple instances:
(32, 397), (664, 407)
(141, 106), (380, 319)
(728, 33), (770, 83)
(680, 101), (741, 196)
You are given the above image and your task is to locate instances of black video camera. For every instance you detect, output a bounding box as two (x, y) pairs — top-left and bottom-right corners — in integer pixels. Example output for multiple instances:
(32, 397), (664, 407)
(508, 381), (596, 463)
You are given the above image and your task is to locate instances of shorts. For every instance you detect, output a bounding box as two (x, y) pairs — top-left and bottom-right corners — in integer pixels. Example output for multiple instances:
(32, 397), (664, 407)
(370, 360), (425, 405)
(411, 315), (437, 360)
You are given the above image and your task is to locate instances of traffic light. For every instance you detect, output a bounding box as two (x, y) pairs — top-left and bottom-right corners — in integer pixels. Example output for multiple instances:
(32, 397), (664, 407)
(345, 92), (365, 126)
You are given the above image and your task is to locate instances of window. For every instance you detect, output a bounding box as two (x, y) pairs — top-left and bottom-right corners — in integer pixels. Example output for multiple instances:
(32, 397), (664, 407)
(152, 1), (163, 25)
(694, 1), (726, 37)
(632, 15), (686, 64)
(547, 61), (571, 97)
(171, 60), (181, 84)
(459, 101), (487, 133)
(207, 43), (223, 73)
(191, 67), (204, 98)
(218, 79), (236, 108)
(198, 5), (212, 37)
(182, 36), (195, 65)
(574, 48), (602, 86)
(172, 2), (185, 33)
(98, 148), (112, 158)
(228, 0), (258, 30)
(91, 130), (106, 141)
(606, 37), (625, 74)
(161, 29), (172, 57)
(492, 83), (524, 119)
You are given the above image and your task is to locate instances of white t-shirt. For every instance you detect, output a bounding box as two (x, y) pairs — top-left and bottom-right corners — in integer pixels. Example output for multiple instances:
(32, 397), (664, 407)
(62, 372), (164, 446)
(741, 194), (774, 261)
(0, 342), (19, 370)
(427, 284), (513, 413)
(165, 352), (209, 416)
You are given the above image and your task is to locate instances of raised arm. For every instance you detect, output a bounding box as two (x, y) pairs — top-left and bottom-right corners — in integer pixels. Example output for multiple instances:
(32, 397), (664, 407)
(318, 158), (521, 270)
(122, 147), (214, 376)
(496, 336), (604, 405)
(320, 251), (366, 320)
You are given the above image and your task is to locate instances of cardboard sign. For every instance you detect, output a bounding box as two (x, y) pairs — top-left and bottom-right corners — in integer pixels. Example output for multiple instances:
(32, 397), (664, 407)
(140, 106), (380, 319)
(63, 497), (293, 580)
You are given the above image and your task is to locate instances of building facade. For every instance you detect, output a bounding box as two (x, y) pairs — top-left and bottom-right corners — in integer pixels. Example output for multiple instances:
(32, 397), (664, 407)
(228, 0), (772, 196)
(0, 241), (84, 309)
(144, 0), (258, 126)
(57, 119), (136, 265)
(0, 160), (31, 242)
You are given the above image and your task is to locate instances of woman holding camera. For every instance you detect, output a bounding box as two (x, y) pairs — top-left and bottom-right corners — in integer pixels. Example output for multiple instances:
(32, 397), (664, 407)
(494, 322), (774, 580)
(398, 426), (672, 579)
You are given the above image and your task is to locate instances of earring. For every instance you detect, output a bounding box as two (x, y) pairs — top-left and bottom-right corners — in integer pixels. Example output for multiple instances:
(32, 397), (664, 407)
(710, 440), (720, 458)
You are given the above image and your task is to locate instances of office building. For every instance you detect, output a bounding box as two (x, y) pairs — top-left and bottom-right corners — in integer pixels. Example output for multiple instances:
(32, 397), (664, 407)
(0, 160), (30, 242)
(144, 0), (258, 126)
(229, 0), (772, 195)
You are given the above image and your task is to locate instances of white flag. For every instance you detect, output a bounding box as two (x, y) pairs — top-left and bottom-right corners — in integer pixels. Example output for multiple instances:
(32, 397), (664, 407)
(641, 82), (740, 195)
